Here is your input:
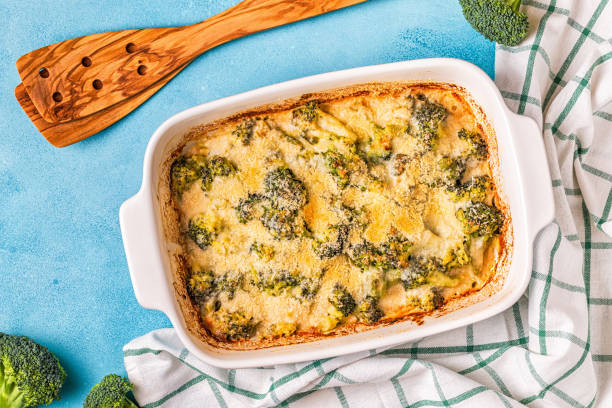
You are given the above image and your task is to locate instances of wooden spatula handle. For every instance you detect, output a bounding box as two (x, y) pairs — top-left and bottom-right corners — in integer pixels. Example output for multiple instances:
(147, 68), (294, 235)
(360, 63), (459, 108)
(17, 0), (365, 125)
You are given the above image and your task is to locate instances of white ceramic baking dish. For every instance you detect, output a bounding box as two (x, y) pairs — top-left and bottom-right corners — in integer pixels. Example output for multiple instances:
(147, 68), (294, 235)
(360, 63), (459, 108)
(119, 58), (554, 368)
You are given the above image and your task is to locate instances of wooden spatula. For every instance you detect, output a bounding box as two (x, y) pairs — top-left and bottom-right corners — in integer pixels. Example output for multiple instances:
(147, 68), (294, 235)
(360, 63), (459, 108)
(15, 0), (366, 147)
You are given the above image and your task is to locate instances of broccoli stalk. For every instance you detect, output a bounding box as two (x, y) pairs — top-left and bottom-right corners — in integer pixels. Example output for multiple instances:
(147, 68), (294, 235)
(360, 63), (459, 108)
(83, 374), (138, 408)
(458, 0), (529, 46)
(0, 333), (66, 408)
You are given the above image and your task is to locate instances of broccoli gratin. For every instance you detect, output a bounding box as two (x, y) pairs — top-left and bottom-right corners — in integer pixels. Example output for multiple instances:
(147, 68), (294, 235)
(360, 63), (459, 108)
(163, 83), (510, 349)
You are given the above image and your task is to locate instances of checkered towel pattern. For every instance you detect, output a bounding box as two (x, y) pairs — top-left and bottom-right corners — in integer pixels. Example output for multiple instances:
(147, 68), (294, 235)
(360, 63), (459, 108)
(123, 1), (612, 406)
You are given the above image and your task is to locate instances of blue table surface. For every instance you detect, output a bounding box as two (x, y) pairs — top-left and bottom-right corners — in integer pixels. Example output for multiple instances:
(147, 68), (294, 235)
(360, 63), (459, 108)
(0, 0), (493, 405)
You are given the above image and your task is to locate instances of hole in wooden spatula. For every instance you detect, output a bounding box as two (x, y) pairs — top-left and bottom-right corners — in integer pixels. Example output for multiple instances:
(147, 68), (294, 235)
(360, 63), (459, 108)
(93, 79), (103, 90)
(39, 68), (49, 78)
(137, 65), (147, 75)
(52, 92), (62, 102)
(81, 57), (92, 67)
(126, 43), (136, 53)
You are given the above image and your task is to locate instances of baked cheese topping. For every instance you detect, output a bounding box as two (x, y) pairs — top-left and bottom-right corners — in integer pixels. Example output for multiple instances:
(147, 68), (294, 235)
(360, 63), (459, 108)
(169, 84), (506, 344)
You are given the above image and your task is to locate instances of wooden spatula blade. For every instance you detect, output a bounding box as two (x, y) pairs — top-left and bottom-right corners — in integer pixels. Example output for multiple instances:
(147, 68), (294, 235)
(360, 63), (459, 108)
(15, 64), (187, 147)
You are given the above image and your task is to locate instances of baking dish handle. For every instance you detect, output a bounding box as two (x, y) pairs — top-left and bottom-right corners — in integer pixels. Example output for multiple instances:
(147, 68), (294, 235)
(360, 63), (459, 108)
(119, 193), (173, 313)
(510, 113), (556, 240)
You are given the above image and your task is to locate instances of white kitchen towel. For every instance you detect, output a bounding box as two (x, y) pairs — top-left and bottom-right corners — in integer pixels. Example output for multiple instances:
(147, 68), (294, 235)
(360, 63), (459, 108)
(124, 1), (612, 406)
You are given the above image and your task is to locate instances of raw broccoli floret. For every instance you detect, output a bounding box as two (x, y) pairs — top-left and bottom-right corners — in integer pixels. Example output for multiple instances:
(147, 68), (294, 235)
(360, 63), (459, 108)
(232, 119), (256, 146)
(447, 176), (491, 202)
(456, 202), (504, 237)
(322, 150), (352, 189)
(235, 193), (263, 224)
(187, 214), (217, 250)
(0, 333), (66, 408)
(458, 0), (529, 46)
(263, 167), (308, 212)
(458, 128), (488, 159)
(201, 156), (237, 191)
(438, 156), (466, 186)
(215, 311), (258, 341)
(407, 94), (449, 151)
(356, 295), (384, 324)
(83, 374), (138, 408)
(400, 256), (446, 289)
(313, 224), (349, 259)
(250, 242), (275, 261)
(170, 155), (207, 197)
(328, 284), (357, 317)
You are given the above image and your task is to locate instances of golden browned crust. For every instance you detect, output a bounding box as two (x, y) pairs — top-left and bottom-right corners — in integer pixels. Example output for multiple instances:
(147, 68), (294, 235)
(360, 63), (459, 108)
(157, 81), (513, 351)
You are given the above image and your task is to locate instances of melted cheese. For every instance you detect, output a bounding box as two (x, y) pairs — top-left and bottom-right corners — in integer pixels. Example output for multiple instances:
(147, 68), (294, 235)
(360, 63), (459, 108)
(171, 84), (506, 345)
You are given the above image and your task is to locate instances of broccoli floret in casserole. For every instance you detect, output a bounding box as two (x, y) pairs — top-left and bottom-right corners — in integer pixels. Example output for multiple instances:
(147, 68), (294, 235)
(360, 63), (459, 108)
(201, 156), (237, 191)
(379, 233), (413, 270)
(232, 119), (256, 145)
(235, 193), (264, 224)
(0, 333), (66, 408)
(458, 0), (529, 47)
(438, 156), (466, 186)
(408, 288), (445, 312)
(313, 224), (349, 259)
(269, 322), (297, 338)
(456, 202), (504, 237)
(187, 268), (216, 303)
(400, 256), (446, 290)
(328, 284), (357, 317)
(260, 206), (300, 240)
(356, 295), (384, 324)
(442, 239), (472, 269)
(447, 176), (491, 202)
(458, 128), (488, 160)
(251, 269), (301, 296)
(170, 154), (207, 197)
(322, 150), (352, 189)
(83, 374), (138, 408)
(215, 311), (258, 341)
(347, 241), (385, 271)
(187, 214), (218, 250)
(361, 125), (393, 163)
(263, 167), (308, 212)
(407, 94), (449, 151)
(249, 242), (276, 261)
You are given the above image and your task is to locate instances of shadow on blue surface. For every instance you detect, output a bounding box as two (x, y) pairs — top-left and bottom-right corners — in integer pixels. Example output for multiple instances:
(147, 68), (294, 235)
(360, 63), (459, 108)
(0, 0), (494, 405)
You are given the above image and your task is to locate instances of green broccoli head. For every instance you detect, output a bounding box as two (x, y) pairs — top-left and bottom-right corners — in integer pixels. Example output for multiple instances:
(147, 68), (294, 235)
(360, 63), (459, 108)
(170, 155), (207, 197)
(260, 206), (300, 240)
(187, 268), (216, 303)
(0, 333), (66, 408)
(83, 374), (137, 408)
(458, 128), (488, 159)
(400, 256), (446, 289)
(251, 269), (301, 296)
(187, 214), (217, 250)
(356, 295), (384, 324)
(329, 284), (357, 317)
(201, 156), (237, 191)
(215, 311), (258, 341)
(313, 224), (349, 259)
(438, 156), (466, 186)
(235, 193), (264, 224)
(292, 101), (319, 124)
(361, 125), (393, 163)
(249, 242), (276, 261)
(264, 167), (308, 212)
(322, 150), (352, 189)
(407, 94), (448, 151)
(447, 176), (491, 202)
(232, 119), (256, 146)
(456, 202), (504, 237)
(458, 0), (529, 46)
